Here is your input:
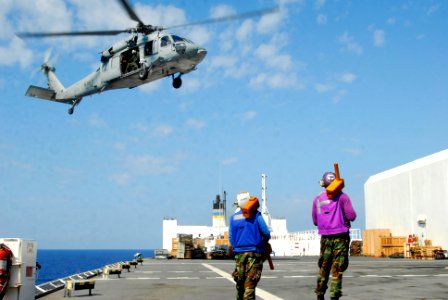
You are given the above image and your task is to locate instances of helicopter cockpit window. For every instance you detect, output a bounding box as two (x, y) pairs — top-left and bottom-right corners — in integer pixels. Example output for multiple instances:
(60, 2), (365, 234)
(171, 35), (185, 43)
(161, 36), (172, 47)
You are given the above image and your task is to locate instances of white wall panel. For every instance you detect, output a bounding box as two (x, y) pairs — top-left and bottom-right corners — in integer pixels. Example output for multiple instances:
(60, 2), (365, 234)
(365, 149), (448, 250)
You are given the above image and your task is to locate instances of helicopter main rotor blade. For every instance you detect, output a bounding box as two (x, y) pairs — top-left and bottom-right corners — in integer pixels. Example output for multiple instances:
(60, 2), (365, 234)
(165, 6), (279, 31)
(16, 30), (128, 38)
(117, 0), (145, 27)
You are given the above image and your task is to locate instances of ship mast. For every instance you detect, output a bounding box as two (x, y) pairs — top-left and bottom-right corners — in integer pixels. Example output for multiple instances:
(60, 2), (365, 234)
(261, 174), (272, 230)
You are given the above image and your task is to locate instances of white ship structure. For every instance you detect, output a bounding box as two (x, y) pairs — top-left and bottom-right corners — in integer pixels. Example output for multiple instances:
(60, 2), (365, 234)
(163, 174), (362, 256)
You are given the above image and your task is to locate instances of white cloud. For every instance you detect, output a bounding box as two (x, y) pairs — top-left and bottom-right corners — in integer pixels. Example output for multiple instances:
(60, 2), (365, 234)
(332, 89), (347, 103)
(316, 14), (327, 25)
(153, 124), (173, 137)
(386, 17), (396, 25)
(342, 147), (361, 156)
(210, 5), (236, 19)
(416, 34), (425, 40)
(0, 37), (33, 68)
(250, 73), (302, 89)
(222, 157), (239, 166)
(134, 122), (173, 137)
(15, 0), (72, 33)
(178, 101), (192, 111)
(89, 114), (107, 128)
(243, 110), (257, 120)
(72, 0), (130, 31)
(339, 31), (363, 55)
(427, 5), (439, 16)
(236, 19), (254, 41)
(0, 158), (33, 171)
(177, 77), (201, 94)
(109, 172), (131, 186)
(138, 80), (163, 94)
(338, 72), (357, 83)
(208, 55), (250, 79)
(373, 30), (385, 47)
(187, 26), (212, 46)
(315, 83), (334, 93)
(0, 1), (14, 40)
(209, 55), (236, 70)
(315, 0), (326, 10)
(255, 37), (293, 71)
(113, 142), (127, 151)
(256, 9), (283, 34)
(186, 118), (206, 129)
(124, 154), (178, 175)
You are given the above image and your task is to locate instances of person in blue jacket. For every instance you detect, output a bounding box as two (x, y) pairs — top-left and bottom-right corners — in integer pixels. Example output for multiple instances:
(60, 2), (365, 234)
(229, 192), (271, 300)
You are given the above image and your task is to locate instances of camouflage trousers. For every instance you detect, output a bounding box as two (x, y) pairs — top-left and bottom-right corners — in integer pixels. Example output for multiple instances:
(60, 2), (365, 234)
(315, 233), (350, 298)
(232, 252), (263, 300)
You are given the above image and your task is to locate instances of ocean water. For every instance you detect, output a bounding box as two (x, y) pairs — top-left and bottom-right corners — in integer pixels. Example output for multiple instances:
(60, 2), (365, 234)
(36, 249), (154, 285)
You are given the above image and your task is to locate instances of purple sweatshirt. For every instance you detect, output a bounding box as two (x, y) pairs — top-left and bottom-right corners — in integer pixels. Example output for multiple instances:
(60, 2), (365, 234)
(312, 191), (356, 236)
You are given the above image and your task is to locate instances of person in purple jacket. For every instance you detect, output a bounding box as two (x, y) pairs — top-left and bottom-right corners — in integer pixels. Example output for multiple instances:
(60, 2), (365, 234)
(312, 172), (357, 300)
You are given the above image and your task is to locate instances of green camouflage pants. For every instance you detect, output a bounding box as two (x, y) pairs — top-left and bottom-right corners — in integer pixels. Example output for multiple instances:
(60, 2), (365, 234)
(232, 252), (263, 300)
(315, 234), (350, 298)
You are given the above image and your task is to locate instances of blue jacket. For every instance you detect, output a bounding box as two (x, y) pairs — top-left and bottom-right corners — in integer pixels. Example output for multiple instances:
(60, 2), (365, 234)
(229, 210), (271, 253)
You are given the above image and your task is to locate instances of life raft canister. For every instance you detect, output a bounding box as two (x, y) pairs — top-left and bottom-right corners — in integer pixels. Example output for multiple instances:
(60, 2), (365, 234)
(0, 244), (13, 300)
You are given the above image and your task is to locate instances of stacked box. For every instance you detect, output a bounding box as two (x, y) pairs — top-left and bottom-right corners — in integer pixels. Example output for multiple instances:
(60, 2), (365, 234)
(193, 238), (205, 249)
(178, 234), (193, 243)
(381, 236), (406, 257)
(171, 238), (178, 257)
(215, 239), (229, 246)
(363, 229), (391, 257)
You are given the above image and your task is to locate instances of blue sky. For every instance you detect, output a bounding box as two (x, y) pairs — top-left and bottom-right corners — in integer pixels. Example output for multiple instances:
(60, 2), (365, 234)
(1, 0), (447, 249)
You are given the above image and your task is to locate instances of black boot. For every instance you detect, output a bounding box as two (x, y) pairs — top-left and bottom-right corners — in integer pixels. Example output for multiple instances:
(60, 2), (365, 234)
(317, 295), (325, 300)
(330, 297), (339, 300)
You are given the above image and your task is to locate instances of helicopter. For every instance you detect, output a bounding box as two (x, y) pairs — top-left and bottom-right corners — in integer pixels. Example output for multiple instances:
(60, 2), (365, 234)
(17, 0), (277, 115)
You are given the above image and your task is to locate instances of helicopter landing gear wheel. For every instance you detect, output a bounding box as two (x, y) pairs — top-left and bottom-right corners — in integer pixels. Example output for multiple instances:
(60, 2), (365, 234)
(139, 68), (148, 80)
(172, 74), (182, 89)
(68, 99), (78, 115)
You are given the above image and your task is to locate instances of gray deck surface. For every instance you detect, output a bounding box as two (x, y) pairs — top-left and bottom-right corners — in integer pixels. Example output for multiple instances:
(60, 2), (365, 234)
(41, 256), (448, 299)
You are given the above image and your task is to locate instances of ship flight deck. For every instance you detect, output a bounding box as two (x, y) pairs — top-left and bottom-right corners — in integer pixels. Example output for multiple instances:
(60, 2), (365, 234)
(40, 256), (448, 299)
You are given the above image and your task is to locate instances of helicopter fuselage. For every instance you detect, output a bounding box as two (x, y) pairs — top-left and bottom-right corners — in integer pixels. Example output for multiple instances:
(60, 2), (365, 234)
(61, 32), (206, 99)
(26, 32), (206, 114)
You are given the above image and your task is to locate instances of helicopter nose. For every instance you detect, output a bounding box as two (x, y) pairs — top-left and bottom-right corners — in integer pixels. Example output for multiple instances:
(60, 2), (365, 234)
(195, 47), (207, 63)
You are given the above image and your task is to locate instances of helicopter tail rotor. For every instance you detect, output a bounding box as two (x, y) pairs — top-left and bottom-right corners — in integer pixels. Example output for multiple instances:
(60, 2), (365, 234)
(41, 48), (58, 73)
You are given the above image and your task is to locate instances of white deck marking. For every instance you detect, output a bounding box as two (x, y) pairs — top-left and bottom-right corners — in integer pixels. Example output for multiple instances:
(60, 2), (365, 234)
(202, 263), (284, 300)
(167, 277), (200, 280)
(283, 275), (315, 278)
(169, 270), (194, 273)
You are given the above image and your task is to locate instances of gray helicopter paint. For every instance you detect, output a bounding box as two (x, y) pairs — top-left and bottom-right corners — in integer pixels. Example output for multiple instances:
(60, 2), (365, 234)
(37, 33), (206, 105)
